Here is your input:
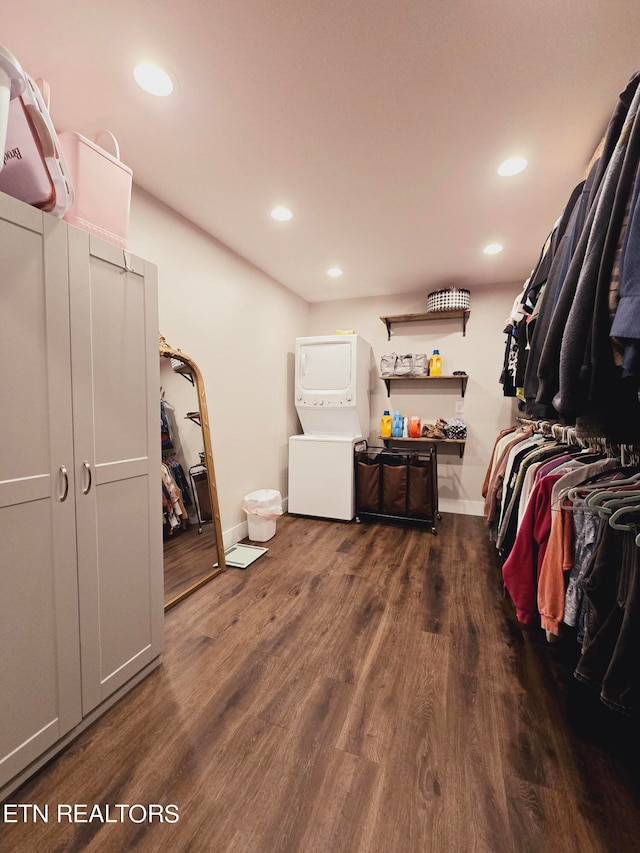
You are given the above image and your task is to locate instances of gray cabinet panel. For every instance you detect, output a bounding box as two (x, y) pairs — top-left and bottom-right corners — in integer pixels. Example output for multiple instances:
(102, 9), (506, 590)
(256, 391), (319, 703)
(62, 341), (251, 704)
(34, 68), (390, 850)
(0, 204), (81, 790)
(95, 477), (153, 679)
(0, 193), (162, 794)
(1, 220), (49, 482)
(69, 229), (163, 715)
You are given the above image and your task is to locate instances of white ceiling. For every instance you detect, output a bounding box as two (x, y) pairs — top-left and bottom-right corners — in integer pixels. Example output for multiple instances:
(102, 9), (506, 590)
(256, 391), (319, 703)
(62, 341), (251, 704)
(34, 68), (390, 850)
(4, 2), (640, 302)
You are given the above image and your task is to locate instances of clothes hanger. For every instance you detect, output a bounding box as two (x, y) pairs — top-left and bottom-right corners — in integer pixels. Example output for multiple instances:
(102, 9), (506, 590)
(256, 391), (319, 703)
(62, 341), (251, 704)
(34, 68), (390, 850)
(594, 493), (640, 519)
(609, 503), (640, 530)
(581, 472), (640, 508)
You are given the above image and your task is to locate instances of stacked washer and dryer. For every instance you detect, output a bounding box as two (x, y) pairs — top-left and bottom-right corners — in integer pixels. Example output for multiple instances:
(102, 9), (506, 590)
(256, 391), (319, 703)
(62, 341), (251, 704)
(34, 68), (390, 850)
(288, 334), (371, 521)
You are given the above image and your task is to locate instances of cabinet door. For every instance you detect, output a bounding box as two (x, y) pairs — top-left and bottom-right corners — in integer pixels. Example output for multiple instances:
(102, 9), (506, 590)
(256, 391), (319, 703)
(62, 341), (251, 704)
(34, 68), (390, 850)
(69, 230), (163, 715)
(0, 197), (81, 789)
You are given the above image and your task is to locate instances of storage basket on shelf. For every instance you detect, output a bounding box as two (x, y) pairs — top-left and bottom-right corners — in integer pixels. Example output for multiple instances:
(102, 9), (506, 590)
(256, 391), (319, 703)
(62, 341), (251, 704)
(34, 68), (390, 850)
(444, 417), (467, 440)
(380, 352), (428, 376)
(0, 74), (74, 217)
(426, 288), (470, 313)
(58, 129), (132, 248)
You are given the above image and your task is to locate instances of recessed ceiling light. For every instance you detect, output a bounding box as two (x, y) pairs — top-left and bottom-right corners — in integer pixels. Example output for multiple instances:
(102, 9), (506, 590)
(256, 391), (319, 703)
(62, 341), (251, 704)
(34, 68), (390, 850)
(270, 206), (293, 221)
(497, 156), (528, 176)
(133, 62), (173, 96)
(483, 243), (503, 255)
(327, 267), (343, 277)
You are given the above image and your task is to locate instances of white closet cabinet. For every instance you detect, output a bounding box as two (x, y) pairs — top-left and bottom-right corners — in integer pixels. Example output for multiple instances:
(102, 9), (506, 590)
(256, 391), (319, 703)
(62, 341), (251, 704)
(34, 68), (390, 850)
(0, 192), (163, 796)
(68, 227), (163, 715)
(0, 196), (82, 790)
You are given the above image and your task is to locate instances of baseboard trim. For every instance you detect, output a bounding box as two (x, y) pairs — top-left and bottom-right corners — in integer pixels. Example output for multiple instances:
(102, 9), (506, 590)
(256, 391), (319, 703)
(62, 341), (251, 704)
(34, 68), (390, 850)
(223, 520), (248, 548)
(222, 497), (483, 541)
(438, 499), (484, 517)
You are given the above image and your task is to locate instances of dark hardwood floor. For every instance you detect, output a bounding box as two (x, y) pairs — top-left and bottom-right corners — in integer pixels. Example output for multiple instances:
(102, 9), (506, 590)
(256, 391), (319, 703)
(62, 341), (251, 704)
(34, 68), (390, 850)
(2, 513), (640, 852)
(163, 523), (220, 607)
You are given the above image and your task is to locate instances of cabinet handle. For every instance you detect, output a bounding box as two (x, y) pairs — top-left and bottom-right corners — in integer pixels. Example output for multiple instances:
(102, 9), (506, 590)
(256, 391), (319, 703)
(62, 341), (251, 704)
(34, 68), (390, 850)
(59, 466), (69, 502)
(82, 460), (92, 495)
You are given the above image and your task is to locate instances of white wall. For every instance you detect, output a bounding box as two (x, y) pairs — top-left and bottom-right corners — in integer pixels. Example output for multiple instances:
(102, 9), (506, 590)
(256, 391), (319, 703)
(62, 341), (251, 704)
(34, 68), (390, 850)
(128, 187), (309, 544)
(160, 358), (204, 478)
(127, 183), (519, 527)
(309, 287), (519, 515)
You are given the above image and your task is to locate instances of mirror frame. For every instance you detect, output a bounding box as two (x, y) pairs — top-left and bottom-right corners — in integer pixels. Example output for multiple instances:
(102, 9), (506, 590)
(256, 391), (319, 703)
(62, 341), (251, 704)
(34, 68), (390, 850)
(159, 334), (227, 609)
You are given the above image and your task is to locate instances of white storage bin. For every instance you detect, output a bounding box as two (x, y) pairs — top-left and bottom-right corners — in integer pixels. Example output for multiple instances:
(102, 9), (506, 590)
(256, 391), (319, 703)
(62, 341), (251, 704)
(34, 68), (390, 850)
(58, 129), (132, 248)
(242, 489), (283, 542)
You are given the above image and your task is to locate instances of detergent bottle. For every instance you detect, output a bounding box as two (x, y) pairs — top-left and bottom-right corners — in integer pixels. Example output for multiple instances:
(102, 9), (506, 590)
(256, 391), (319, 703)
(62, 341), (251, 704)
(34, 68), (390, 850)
(392, 411), (403, 437)
(409, 416), (421, 438)
(429, 349), (442, 376)
(380, 410), (392, 438)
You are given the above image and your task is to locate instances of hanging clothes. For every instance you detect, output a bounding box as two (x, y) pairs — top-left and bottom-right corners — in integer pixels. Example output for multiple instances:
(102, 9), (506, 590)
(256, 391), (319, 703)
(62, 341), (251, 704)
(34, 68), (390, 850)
(491, 72), (640, 723)
(162, 462), (183, 524)
(482, 425), (518, 497)
(161, 398), (174, 452)
(502, 471), (565, 625)
(483, 426), (536, 534)
(484, 419), (640, 718)
(537, 459), (619, 635)
(165, 457), (193, 509)
(161, 458), (194, 539)
(556, 80), (640, 434)
(501, 71), (640, 438)
(575, 519), (640, 718)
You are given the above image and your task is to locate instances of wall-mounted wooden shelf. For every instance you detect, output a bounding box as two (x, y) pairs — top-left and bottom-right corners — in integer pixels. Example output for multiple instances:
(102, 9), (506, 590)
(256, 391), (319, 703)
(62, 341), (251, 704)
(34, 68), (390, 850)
(380, 309), (470, 340)
(379, 435), (467, 458)
(172, 362), (195, 386)
(380, 373), (468, 397)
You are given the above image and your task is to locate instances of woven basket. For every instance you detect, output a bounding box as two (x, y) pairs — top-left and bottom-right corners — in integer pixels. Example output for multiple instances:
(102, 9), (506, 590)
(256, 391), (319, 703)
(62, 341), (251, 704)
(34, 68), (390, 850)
(426, 288), (470, 312)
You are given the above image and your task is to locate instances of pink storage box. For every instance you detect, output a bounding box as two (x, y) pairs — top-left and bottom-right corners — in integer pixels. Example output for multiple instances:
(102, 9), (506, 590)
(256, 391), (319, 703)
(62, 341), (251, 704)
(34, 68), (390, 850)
(0, 75), (73, 217)
(58, 130), (132, 248)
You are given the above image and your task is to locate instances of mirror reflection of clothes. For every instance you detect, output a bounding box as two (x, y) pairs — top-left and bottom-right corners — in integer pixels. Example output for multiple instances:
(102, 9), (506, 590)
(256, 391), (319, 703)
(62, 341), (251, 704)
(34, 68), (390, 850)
(162, 459), (192, 532)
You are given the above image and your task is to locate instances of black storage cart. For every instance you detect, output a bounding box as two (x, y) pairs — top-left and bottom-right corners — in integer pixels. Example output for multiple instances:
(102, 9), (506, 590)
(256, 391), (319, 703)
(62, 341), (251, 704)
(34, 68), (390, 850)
(354, 445), (441, 534)
(189, 463), (213, 534)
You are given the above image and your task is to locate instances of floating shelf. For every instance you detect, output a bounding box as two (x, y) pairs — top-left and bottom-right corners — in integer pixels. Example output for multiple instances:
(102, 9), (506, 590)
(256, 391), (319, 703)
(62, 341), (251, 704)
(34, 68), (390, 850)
(379, 435), (467, 458)
(380, 309), (470, 340)
(380, 373), (468, 397)
(172, 362), (195, 386)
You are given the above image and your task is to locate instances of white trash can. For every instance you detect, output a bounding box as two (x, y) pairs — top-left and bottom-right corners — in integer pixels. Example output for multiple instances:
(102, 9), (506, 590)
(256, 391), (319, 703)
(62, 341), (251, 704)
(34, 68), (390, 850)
(242, 489), (283, 542)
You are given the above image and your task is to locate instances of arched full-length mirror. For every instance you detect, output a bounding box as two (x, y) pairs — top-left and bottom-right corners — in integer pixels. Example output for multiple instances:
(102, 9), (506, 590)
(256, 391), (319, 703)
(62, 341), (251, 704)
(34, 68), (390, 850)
(159, 334), (226, 609)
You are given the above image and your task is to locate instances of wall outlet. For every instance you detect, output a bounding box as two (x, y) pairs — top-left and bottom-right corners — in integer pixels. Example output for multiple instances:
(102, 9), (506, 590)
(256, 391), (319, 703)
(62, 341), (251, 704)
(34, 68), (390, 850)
(455, 401), (464, 414)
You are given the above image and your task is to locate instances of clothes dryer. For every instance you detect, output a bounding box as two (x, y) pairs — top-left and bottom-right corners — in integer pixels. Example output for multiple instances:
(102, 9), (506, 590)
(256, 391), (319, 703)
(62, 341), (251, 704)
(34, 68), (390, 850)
(294, 334), (370, 436)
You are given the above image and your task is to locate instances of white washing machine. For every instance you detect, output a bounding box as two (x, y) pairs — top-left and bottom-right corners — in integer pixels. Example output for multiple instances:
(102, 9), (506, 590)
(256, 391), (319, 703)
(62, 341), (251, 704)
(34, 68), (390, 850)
(289, 334), (371, 521)
(288, 434), (363, 521)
